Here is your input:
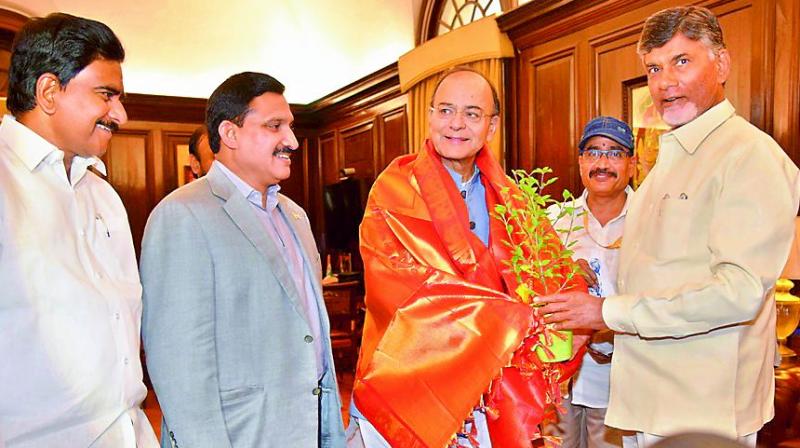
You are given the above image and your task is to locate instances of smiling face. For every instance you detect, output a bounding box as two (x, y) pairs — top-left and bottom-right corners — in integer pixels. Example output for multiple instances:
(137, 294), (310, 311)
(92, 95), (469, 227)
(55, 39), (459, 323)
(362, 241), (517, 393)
(428, 71), (498, 171)
(578, 136), (635, 198)
(49, 58), (127, 159)
(217, 91), (298, 192)
(643, 32), (729, 129)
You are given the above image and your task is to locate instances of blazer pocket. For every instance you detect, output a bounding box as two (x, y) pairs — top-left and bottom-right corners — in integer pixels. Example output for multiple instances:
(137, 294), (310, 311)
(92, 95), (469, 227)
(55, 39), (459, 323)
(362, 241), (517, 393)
(220, 386), (266, 446)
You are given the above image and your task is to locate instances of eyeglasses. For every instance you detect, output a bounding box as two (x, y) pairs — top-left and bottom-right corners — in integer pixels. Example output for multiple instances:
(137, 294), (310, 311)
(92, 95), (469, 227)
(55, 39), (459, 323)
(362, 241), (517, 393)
(579, 148), (630, 162)
(430, 105), (495, 124)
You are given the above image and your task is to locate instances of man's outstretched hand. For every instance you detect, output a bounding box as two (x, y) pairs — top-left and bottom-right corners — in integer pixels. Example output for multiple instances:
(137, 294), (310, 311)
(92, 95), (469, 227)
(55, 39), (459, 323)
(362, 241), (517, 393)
(536, 291), (609, 331)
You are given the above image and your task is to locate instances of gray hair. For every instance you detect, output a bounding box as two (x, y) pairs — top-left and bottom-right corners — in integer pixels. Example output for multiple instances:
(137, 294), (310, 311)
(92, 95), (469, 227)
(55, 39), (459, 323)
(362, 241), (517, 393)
(637, 6), (725, 55)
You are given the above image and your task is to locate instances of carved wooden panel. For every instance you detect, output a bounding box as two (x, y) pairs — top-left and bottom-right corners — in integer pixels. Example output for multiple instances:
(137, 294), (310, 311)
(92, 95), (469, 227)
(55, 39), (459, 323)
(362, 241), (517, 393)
(380, 106), (408, 171)
(524, 48), (578, 196)
(162, 130), (193, 194)
(339, 121), (376, 182)
(319, 131), (338, 186)
(105, 130), (153, 257)
(592, 27), (645, 119)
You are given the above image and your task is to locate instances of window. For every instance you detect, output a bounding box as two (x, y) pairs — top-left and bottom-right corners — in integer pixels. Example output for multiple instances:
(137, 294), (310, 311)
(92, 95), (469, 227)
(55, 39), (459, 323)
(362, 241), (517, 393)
(437, 0), (503, 36)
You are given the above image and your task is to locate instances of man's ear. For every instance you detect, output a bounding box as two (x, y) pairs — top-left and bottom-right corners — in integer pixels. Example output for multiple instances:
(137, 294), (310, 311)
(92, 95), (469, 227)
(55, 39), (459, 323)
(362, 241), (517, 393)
(715, 48), (731, 84)
(35, 73), (61, 115)
(189, 154), (201, 178)
(487, 114), (499, 141)
(218, 120), (238, 150)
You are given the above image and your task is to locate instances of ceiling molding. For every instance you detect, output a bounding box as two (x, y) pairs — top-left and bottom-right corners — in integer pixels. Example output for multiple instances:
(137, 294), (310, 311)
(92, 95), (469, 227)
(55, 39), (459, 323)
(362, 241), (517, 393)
(304, 62), (402, 125)
(497, 0), (653, 48)
(122, 93), (207, 124)
(0, 8), (29, 33)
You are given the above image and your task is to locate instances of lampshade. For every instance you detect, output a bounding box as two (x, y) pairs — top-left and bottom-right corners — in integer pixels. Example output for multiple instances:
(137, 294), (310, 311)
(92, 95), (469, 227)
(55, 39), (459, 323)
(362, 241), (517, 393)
(781, 216), (800, 280)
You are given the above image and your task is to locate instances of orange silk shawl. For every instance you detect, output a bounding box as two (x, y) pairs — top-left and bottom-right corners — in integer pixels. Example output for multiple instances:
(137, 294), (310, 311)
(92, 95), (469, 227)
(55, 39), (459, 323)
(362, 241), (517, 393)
(353, 140), (585, 447)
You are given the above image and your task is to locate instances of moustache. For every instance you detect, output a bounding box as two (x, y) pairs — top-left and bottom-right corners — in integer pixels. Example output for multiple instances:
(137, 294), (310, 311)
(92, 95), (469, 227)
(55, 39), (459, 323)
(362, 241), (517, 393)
(272, 147), (297, 156)
(96, 119), (119, 133)
(589, 168), (618, 179)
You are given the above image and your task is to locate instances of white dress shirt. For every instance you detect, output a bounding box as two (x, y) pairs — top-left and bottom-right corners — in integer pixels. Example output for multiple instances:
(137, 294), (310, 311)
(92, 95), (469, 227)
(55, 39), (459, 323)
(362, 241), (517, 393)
(0, 116), (157, 448)
(548, 187), (631, 408)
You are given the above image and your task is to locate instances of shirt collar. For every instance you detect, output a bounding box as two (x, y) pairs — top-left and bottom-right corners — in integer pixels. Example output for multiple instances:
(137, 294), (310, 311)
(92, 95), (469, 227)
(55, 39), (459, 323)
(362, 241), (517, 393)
(579, 185), (634, 224)
(213, 160), (281, 211)
(665, 99), (735, 155)
(0, 115), (107, 180)
(443, 163), (481, 189)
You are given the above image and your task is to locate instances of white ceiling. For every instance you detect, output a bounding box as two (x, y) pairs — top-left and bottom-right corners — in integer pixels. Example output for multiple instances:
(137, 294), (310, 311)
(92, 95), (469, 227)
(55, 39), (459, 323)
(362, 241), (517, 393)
(2, 0), (424, 104)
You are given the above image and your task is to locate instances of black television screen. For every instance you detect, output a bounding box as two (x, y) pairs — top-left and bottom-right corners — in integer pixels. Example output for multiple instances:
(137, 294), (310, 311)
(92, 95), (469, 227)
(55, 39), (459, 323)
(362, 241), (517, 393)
(323, 178), (366, 251)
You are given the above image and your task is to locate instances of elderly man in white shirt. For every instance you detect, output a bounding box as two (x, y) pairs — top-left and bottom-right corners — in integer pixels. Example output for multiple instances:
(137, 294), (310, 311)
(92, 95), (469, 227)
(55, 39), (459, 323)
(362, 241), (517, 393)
(0, 13), (157, 448)
(545, 116), (637, 448)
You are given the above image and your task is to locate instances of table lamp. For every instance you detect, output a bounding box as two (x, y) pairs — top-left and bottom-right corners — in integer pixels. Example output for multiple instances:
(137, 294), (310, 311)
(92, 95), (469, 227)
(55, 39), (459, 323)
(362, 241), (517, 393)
(776, 217), (800, 358)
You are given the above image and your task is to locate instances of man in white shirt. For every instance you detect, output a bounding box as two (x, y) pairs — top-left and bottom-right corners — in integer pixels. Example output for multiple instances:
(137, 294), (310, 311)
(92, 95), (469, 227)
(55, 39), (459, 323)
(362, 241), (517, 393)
(545, 116), (636, 448)
(0, 13), (158, 448)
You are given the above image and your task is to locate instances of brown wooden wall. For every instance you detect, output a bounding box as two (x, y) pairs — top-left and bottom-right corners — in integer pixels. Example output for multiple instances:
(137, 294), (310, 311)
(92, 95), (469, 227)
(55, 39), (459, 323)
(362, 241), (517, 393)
(499, 0), (800, 196)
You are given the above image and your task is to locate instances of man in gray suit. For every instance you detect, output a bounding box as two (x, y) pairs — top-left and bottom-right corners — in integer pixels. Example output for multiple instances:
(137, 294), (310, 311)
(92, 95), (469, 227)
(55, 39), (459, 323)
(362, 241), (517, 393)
(141, 72), (346, 448)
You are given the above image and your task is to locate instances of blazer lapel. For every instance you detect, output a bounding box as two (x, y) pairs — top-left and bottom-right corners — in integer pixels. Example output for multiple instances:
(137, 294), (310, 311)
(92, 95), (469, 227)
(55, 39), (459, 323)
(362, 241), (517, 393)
(206, 166), (309, 324)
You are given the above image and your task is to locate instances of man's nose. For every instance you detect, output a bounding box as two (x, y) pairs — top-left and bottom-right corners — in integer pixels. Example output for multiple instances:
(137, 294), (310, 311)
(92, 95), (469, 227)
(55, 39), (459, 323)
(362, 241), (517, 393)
(658, 66), (678, 91)
(109, 97), (128, 126)
(449, 111), (466, 129)
(284, 128), (299, 149)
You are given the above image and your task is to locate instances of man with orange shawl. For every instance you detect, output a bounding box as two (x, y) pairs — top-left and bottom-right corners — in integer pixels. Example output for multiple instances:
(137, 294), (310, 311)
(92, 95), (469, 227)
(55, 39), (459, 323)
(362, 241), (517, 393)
(346, 67), (586, 448)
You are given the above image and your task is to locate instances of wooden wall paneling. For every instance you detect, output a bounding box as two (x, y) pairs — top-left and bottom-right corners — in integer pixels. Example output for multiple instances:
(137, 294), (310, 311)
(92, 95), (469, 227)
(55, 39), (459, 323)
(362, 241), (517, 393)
(104, 129), (154, 257)
(523, 47), (579, 196)
(713, 1), (757, 123)
(162, 130), (194, 195)
(590, 25), (646, 120)
(339, 121), (377, 184)
(379, 105), (409, 171)
(122, 93), (206, 124)
(304, 133), (324, 241)
(772, 0), (800, 161)
(319, 131), (339, 186)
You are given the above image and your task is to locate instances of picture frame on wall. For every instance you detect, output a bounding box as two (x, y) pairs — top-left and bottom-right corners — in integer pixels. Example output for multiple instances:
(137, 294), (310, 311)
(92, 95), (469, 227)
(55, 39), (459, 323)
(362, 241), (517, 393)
(622, 75), (670, 188)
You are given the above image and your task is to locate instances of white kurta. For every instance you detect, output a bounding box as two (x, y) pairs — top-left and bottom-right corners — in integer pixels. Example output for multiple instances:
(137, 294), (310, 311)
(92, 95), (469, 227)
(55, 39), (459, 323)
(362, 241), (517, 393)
(548, 187), (631, 408)
(603, 100), (800, 437)
(0, 116), (157, 447)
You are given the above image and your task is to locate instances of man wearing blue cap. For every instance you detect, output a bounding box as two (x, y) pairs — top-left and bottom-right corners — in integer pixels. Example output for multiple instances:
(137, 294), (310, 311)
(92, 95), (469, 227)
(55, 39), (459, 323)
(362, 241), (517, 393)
(544, 116), (636, 448)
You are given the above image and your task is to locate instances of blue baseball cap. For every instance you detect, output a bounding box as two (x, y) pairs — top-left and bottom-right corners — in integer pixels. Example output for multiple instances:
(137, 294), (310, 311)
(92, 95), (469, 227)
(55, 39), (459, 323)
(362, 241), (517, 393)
(578, 116), (634, 153)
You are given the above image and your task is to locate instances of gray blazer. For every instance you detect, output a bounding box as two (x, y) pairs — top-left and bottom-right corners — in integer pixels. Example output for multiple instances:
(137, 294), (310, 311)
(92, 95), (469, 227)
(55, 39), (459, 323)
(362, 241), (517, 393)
(141, 164), (345, 448)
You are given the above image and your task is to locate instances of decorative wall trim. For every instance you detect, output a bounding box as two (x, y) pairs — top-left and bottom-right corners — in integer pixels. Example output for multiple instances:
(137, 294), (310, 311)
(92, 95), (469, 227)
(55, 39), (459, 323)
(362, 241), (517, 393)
(497, 0), (653, 48)
(122, 93), (206, 124)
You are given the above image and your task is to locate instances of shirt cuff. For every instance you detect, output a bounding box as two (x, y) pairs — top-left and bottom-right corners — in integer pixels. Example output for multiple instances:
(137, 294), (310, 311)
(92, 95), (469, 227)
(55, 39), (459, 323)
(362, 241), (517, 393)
(602, 294), (638, 334)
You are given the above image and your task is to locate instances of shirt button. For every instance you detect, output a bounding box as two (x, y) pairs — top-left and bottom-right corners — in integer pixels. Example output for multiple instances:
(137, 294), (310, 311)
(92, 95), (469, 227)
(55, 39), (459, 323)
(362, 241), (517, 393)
(123, 357), (129, 365)
(460, 190), (467, 199)
(304, 335), (313, 343)
(469, 221), (476, 230)
(114, 312), (120, 321)
(312, 387), (322, 396)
